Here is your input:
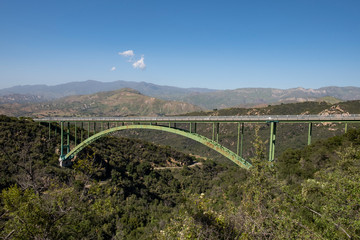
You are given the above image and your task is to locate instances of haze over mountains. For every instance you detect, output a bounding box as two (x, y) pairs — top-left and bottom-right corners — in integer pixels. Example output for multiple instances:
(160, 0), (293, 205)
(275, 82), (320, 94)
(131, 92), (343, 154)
(0, 80), (215, 101)
(0, 88), (202, 117)
(1, 80), (360, 110)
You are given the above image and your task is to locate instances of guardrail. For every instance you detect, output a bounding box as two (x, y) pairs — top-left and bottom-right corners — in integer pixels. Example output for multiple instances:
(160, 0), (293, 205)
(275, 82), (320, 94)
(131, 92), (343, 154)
(33, 114), (360, 167)
(34, 114), (360, 123)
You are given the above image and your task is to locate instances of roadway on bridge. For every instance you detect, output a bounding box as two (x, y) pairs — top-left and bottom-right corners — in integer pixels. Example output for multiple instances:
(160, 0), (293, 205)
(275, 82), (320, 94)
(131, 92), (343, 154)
(34, 114), (360, 123)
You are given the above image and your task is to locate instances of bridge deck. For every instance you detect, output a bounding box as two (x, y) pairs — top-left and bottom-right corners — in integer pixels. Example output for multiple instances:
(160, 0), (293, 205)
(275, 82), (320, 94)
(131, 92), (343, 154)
(33, 114), (360, 167)
(34, 114), (360, 123)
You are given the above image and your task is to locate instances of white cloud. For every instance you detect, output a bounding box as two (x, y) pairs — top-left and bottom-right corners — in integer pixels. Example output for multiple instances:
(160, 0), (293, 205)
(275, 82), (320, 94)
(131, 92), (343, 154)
(117, 49), (146, 70)
(110, 66), (116, 71)
(132, 55), (146, 70)
(118, 50), (134, 57)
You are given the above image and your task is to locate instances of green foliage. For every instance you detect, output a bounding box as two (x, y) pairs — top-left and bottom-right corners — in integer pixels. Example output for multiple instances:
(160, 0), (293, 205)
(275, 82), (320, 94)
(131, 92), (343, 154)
(294, 146), (360, 239)
(1, 184), (92, 239)
(158, 126), (360, 239)
(157, 193), (239, 240)
(0, 116), (226, 239)
(1, 115), (360, 239)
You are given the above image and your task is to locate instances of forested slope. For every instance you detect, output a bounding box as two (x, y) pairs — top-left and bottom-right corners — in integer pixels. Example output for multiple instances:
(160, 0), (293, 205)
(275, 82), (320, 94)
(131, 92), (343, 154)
(1, 115), (359, 239)
(0, 115), (245, 239)
(158, 128), (360, 239)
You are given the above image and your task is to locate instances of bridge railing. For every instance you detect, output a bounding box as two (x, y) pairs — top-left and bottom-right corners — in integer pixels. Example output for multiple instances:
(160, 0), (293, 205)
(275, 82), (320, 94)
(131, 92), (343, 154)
(34, 114), (360, 123)
(33, 114), (360, 168)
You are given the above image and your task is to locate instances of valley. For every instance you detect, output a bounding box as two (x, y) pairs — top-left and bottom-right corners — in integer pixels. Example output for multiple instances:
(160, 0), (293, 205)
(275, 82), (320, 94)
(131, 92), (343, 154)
(1, 84), (360, 239)
(1, 111), (360, 239)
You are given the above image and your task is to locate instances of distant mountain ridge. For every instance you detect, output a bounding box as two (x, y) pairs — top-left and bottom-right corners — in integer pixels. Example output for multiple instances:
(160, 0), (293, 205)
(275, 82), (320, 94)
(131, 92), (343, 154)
(0, 94), (47, 104)
(0, 88), (203, 117)
(0, 80), (216, 100)
(178, 86), (360, 109)
(1, 80), (360, 109)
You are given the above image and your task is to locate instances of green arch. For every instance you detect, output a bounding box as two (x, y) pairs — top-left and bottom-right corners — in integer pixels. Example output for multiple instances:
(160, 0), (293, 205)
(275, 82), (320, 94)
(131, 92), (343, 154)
(62, 124), (252, 169)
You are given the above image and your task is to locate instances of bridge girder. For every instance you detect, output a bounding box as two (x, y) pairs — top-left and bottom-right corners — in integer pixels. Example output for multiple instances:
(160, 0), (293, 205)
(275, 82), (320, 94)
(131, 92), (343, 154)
(60, 124), (252, 169)
(35, 115), (360, 169)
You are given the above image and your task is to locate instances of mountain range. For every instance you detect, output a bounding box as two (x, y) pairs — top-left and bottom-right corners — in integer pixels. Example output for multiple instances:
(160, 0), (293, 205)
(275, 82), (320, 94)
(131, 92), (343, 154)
(1, 80), (360, 109)
(0, 80), (215, 101)
(0, 88), (202, 117)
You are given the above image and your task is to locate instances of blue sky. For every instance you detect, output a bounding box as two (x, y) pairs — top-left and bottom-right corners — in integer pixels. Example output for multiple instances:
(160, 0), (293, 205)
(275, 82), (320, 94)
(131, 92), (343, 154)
(0, 0), (359, 90)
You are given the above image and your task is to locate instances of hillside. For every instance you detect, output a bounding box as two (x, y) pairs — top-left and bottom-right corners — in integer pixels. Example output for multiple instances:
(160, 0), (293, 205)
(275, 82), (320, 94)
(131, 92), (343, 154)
(0, 80), (215, 102)
(0, 88), (203, 117)
(185, 99), (360, 116)
(0, 115), (223, 238)
(1, 80), (360, 109)
(178, 86), (360, 109)
(1, 115), (359, 239)
(0, 93), (47, 104)
(159, 128), (360, 239)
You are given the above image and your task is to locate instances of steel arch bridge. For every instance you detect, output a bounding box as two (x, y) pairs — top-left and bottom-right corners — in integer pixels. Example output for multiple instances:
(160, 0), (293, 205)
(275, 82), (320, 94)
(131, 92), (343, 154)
(34, 115), (360, 169)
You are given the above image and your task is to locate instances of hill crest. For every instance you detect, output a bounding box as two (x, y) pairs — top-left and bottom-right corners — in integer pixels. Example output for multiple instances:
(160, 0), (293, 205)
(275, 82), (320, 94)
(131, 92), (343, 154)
(1, 80), (360, 109)
(0, 88), (203, 117)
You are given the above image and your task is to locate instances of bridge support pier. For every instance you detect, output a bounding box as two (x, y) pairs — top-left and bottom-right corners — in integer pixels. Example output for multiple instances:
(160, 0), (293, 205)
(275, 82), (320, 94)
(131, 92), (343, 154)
(48, 122), (51, 139)
(60, 122), (71, 162)
(268, 121), (277, 161)
(345, 123), (348, 133)
(81, 122), (83, 143)
(212, 123), (215, 141)
(211, 123), (220, 142)
(87, 122), (90, 138)
(308, 122), (312, 145)
(59, 157), (72, 167)
(60, 121), (64, 157)
(59, 122), (74, 167)
(237, 123), (244, 157)
(75, 122), (77, 146)
(67, 122), (70, 153)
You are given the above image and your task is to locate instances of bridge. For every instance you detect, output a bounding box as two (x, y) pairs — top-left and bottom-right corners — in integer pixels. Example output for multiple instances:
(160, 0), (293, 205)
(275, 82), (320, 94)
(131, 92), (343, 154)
(34, 115), (360, 169)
